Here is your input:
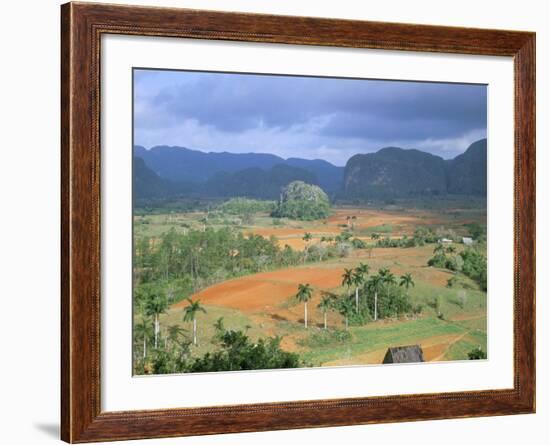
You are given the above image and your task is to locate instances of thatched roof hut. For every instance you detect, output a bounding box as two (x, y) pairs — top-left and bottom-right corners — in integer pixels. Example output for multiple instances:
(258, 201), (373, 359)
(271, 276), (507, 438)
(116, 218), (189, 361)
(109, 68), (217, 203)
(383, 345), (425, 364)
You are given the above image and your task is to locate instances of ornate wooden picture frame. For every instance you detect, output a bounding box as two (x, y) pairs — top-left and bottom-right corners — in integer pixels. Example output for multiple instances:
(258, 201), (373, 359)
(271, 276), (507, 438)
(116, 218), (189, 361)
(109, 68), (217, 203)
(61, 2), (535, 442)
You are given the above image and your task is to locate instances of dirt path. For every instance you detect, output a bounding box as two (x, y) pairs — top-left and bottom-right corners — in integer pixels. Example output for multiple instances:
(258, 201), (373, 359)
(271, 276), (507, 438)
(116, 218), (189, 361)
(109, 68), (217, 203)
(323, 332), (468, 366)
(432, 332), (469, 361)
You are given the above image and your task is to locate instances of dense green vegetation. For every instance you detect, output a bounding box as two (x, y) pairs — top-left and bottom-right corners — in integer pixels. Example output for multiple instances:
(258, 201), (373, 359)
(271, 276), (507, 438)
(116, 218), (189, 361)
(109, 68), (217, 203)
(271, 181), (331, 220)
(134, 318), (303, 375)
(135, 227), (304, 304)
(218, 197), (276, 215)
(428, 244), (487, 291)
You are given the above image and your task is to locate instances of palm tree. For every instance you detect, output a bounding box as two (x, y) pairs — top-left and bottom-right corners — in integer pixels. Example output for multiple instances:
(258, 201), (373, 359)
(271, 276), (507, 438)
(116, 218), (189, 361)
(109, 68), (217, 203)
(352, 263), (370, 311)
(166, 324), (186, 352)
(183, 298), (207, 346)
(399, 273), (415, 297)
(135, 316), (153, 358)
(302, 232), (313, 262)
(382, 270), (397, 306)
(341, 268), (354, 297)
(144, 291), (168, 349)
(337, 297), (354, 330)
(318, 293), (335, 329)
(351, 271), (364, 312)
(295, 283), (313, 328)
(367, 274), (384, 321)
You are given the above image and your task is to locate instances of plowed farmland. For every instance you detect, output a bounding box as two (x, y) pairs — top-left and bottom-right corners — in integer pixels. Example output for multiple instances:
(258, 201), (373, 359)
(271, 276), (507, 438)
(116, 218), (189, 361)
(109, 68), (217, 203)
(137, 203), (487, 368)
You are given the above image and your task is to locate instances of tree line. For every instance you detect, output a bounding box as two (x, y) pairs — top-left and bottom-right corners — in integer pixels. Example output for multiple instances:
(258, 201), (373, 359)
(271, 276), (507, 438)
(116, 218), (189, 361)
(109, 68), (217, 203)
(294, 264), (418, 331)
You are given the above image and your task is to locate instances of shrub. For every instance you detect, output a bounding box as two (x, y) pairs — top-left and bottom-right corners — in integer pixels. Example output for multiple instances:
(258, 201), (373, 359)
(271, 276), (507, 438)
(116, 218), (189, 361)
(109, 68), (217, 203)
(460, 248), (487, 291)
(188, 329), (302, 372)
(468, 346), (487, 360)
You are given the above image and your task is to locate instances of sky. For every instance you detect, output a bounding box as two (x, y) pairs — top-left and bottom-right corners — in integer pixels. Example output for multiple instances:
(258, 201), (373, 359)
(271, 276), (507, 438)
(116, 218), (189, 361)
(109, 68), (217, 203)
(134, 69), (487, 166)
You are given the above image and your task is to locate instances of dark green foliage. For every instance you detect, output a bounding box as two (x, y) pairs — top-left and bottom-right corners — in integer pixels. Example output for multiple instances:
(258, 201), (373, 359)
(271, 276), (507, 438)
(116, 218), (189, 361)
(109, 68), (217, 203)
(428, 245), (486, 291)
(188, 330), (302, 372)
(272, 181), (331, 220)
(428, 251), (464, 272)
(351, 237), (367, 248)
(135, 227), (305, 302)
(447, 276), (458, 288)
(375, 227), (439, 248)
(460, 248), (487, 291)
(136, 322), (303, 374)
(335, 231), (352, 242)
(468, 346), (487, 360)
(363, 283), (413, 319)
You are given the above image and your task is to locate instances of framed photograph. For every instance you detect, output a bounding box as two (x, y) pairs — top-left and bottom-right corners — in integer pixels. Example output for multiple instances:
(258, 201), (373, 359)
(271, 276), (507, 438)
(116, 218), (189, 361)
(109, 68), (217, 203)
(61, 2), (535, 442)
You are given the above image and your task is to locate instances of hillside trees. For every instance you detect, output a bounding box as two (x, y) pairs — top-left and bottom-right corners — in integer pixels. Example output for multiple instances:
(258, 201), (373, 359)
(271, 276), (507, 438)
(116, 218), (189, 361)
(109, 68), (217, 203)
(272, 181), (331, 220)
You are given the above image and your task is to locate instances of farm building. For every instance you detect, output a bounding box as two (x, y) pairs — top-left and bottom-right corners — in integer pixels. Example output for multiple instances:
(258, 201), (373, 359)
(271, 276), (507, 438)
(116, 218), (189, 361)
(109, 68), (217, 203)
(438, 238), (453, 244)
(462, 237), (474, 246)
(383, 345), (425, 364)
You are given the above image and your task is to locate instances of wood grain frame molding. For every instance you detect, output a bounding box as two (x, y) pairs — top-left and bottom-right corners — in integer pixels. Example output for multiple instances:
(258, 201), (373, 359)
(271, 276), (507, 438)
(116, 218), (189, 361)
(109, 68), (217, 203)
(61, 2), (535, 442)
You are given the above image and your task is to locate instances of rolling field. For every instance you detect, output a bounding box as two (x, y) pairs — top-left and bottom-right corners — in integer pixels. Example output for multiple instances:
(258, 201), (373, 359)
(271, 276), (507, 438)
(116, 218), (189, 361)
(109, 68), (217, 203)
(137, 204), (487, 367)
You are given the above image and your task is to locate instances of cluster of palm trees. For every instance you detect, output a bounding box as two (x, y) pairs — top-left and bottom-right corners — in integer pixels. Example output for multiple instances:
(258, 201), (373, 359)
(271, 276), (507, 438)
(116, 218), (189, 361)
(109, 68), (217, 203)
(138, 292), (207, 360)
(294, 264), (415, 330)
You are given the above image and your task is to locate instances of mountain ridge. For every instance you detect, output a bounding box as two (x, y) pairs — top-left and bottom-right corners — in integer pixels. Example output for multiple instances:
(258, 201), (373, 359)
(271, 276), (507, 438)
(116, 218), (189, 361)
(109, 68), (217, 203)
(134, 139), (487, 201)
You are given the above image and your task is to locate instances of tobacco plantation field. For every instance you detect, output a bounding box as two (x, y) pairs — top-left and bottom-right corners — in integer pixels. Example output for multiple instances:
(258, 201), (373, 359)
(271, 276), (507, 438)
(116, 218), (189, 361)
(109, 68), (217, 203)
(133, 198), (487, 374)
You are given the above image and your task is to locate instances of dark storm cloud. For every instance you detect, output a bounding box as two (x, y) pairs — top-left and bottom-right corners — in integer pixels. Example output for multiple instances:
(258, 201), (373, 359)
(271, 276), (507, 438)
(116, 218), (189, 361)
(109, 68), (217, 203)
(134, 69), (487, 163)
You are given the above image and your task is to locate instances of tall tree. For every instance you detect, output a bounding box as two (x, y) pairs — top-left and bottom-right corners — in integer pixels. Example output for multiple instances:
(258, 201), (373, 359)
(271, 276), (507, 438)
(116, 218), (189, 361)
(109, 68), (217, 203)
(144, 290), (168, 349)
(399, 273), (415, 297)
(317, 293), (335, 330)
(302, 232), (313, 262)
(167, 324), (190, 360)
(295, 283), (313, 328)
(353, 263), (370, 312)
(135, 316), (153, 359)
(337, 297), (354, 330)
(367, 274), (384, 321)
(341, 268), (354, 297)
(183, 298), (207, 346)
(381, 270), (397, 309)
(351, 271), (364, 313)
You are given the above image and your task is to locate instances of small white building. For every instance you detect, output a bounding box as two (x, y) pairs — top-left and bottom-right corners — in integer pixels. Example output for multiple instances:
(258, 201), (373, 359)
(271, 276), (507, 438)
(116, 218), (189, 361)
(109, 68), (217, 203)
(439, 238), (453, 244)
(462, 237), (474, 246)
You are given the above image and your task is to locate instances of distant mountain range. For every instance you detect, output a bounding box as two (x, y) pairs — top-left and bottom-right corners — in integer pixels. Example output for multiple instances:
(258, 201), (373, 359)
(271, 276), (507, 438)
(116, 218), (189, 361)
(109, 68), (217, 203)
(134, 145), (343, 194)
(133, 139), (487, 202)
(344, 139), (487, 198)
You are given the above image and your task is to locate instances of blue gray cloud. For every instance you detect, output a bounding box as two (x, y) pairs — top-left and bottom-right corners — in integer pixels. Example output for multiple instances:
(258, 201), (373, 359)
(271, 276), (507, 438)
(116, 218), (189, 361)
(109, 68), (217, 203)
(134, 69), (487, 165)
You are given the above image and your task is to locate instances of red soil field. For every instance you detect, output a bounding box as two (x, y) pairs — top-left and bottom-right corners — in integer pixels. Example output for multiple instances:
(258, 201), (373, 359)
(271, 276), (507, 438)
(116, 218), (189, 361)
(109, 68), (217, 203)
(173, 266), (346, 313)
